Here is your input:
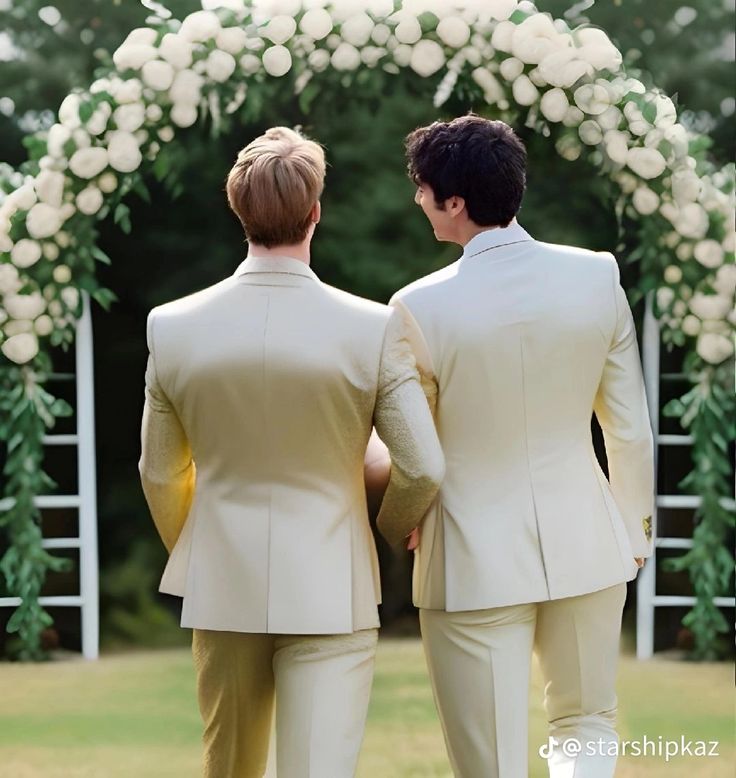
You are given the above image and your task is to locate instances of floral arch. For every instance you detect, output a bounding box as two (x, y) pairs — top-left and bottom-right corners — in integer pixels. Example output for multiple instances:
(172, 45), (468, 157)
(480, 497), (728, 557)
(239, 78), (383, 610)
(0, 0), (733, 660)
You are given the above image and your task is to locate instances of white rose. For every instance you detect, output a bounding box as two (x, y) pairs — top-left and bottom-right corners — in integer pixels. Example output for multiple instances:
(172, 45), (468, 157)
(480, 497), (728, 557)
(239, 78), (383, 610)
(4, 291), (46, 320)
(170, 103), (198, 128)
(216, 26), (248, 55)
(371, 23), (391, 46)
(169, 69), (204, 104)
(491, 20), (516, 52)
(61, 286), (80, 310)
(47, 124), (71, 157)
(300, 8), (333, 40)
(663, 123), (688, 159)
(538, 49), (591, 89)
(113, 43), (157, 71)
(142, 60), (175, 91)
(693, 239), (724, 269)
(573, 83), (610, 115)
(69, 146), (108, 179)
(53, 264), (72, 283)
(112, 103), (145, 133)
(341, 13), (374, 47)
(366, 0), (394, 16)
(33, 171), (64, 208)
(206, 50), (236, 82)
(11, 239), (42, 268)
(0, 264), (21, 294)
(681, 315), (700, 336)
(626, 147), (666, 180)
(262, 45), (292, 77)
(409, 40), (446, 78)
(512, 75), (539, 106)
(556, 135), (582, 161)
(240, 53), (262, 74)
(95, 172), (117, 194)
(58, 94), (82, 128)
(123, 27), (157, 47)
(696, 332), (733, 364)
(10, 183), (38, 211)
(632, 186), (659, 215)
(574, 27), (622, 72)
(1, 332), (39, 364)
(26, 203), (64, 239)
(76, 186), (104, 215)
(393, 44), (413, 67)
(671, 169), (702, 205)
(689, 291), (731, 320)
(42, 242), (59, 261)
(472, 68), (505, 106)
(675, 202), (709, 240)
(179, 10), (221, 43)
(540, 88), (569, 123)
(307, 49), (331, 72)
(664, 265), (682, 284)
(115, 79), (143, 104)
(604, 130), (629, 164)
(653, 94), (677, 128)
(59, 202), (75, 221)
(562, 105), (584, 127)
(578, 119), (602, 145)
(675, 242), (692, 261)
(656, 286), (675, 310)
(34, 315), (54, 336)
(72, 128), (91, 150)
(511, 14), (567, 65)
(107, 131), (142, 173)
(158, 126), (175, 142)
(395, 17), (422, 45)
(85, 108), (109, 136)
(597, 105), (622, 131)
(331, 42), (361, 71)
(436, 17), (470, 48)
(264, 15), (297, 45)
(55, 231), (70, 248)
(158, 33), (193, 70)
(361, 45), (386, 67)
(499, 57), (524, 81)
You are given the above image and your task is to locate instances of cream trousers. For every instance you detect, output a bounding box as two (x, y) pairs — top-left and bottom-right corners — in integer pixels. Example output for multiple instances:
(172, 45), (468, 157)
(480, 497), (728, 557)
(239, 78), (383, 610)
(420, 582), (627, 778)
(192, 628), (378, 778)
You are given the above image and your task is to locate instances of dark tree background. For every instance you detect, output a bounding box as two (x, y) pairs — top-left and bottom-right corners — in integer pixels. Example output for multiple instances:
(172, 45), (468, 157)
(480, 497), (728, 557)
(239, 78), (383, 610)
(0, 0), (733, 650)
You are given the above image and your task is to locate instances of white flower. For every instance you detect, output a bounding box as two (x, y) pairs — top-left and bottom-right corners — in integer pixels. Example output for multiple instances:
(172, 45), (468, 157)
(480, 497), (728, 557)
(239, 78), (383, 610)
(240, 53), (262, 74)
(393, 44), (413, 67)
(693, 239), (724, 269)
(681, 315), (700, 336)
(653, 94), (677, 128)
(142, 60), (175, 91)
(42, 242), (59, 261)
(562, 105), (584, 127)
(69, 146), (108, 179)
(112, 103), (145, 133)
(395, 17), (422, 45)
(4, 291), (46, 320)
(262, 45), (292, 77)
(537, 49), (591, 89)
(59, 202), (75, 221)
(263, 15), (297, 45)
(216, 26), (248, 55)
(170, 103), (198, 128)
(0, 264), (21, 294)
(675, 242), (692, 261)
(96, 172), (117, 194)
(540, 87), (569, 122)
(511, 14), (568, 65)
(696, 332), (733, 364)
(113, 43), (158, 71)
(486, 0), (520, 21)
(55, 231), (71, 248)
(632, 186), (659, 215)
(472, 68), (505, 106)
(556, 135), (582, 161)
(671, 169), (702, 205)
(123, 27), (157, 47)
(512, 75), (539, 106)
(656, 286), (675, 310)
(664, 265), (682, 284)
(573, 83), (610, 115)
(663, 123), (688, 159)
(331, 42), (361, 71)
(169, 69), (204, 104)
(626, 147), (666, 180)
(158, 33), (193, 70)
(47, 124), (71, 157)
(10, 183), (38, 211)
(146, 104), (163, 123)
(114, 79), (143, 104)
(578, 119), (602, 145)
(689, 291), (731, 321)
(674, 202), (709, 240)
(76, 186), (104, 215)
(53, 264), (72, 283)
(107, 131), (142, 173)
(11, 239), (42, 268)
(366, 0), (394, 16)
(72, 128), (91, 150)
(34, 315), (54, 336)
(499, 57), (524, 81)
(409, 40), (446, 78)
(436, 17), (470, 48)
(597, 105), (622, 131)
(308, 49), (331, 72)
(61, 286), (80, 310)
(604, 129), (629, 164)
(86, 107), (110, 136)
(206, 50), (236, 82)
(300, 8), (333, 40)
(1, 332), (39, 364)
(58, 94), (82, 128)
(158, 126), (175, 143)
(26, 203), (64, 239)
(341, 13), (374, 47)
(574, 27), (622, 72)
(371, 23), (391, 46)
(491, 20), (516, 52)
(4, 319), (33, 337)
(179, 10), (221, 43)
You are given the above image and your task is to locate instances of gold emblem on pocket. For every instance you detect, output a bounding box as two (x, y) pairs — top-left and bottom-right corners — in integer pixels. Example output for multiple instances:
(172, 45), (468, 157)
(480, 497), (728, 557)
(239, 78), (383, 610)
(642, 515), (653, 541)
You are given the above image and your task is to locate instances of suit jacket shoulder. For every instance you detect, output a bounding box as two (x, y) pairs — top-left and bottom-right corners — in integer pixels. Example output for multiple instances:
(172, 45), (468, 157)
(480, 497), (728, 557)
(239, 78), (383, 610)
(391, 260), (462, 307)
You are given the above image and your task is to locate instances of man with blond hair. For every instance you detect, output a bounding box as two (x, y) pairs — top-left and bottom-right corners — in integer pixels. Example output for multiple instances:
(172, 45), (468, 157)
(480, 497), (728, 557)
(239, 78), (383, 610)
(139, 126), (444, 777)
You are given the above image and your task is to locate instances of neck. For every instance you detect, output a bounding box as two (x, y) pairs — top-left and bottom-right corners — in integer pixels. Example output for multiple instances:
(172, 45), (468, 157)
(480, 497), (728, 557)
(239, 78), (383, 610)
(248, 240), (312, 265)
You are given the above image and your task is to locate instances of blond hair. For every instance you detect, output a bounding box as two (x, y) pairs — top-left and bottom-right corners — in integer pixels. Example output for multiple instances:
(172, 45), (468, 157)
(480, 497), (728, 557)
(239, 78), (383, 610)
(226, 127), (326, 248)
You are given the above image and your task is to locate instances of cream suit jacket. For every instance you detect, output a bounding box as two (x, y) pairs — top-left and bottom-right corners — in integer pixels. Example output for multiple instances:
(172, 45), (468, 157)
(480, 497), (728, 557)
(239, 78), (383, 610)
(139, 256), (443, 634)
(392, 221), (655, 611)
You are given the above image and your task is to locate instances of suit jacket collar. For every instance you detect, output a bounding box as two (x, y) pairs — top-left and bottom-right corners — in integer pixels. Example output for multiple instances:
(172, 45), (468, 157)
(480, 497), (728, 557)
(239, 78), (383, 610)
(233, 255), (319, 281)
(460, 220), (534, 263)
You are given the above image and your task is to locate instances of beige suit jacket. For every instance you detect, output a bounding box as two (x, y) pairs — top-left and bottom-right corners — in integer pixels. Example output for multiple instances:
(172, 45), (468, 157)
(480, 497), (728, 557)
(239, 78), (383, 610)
(139, 256), (443, 634)
(392, 222), (655, 611)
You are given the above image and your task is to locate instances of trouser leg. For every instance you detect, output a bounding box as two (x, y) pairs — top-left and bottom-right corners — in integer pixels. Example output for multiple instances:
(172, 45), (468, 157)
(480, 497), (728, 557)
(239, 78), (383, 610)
(534, 582), (627, 778)
(419, 604), (537, 778)
(192, 629), (276, 778)
(272, 629), (378, 778)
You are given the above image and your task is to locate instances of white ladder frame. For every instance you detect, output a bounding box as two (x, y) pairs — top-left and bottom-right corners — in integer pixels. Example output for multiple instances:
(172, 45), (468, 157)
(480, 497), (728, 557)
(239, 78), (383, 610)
(636, 294), (735, 659)
(0, 292), (99, 659)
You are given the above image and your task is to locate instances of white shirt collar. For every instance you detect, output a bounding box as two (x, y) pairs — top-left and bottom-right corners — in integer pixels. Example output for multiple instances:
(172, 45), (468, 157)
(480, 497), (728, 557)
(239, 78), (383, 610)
(233, 255), (318, 280)
(460, 219), (534, 261)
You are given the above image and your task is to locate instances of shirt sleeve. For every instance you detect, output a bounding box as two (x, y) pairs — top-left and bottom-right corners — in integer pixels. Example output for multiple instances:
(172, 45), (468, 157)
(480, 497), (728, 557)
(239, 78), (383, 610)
(373, 310), (445, 548)
(138, 314), (196, 553)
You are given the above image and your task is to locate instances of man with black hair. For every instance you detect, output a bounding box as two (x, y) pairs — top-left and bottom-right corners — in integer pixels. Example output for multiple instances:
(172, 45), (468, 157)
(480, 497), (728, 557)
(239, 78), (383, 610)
(387, 114), (655, 777)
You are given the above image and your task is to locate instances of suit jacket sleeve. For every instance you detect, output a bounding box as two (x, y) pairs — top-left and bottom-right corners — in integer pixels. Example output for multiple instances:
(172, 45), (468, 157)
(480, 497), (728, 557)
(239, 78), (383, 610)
(373, 310), (445, 548)
(593, 259), (655, 558)
(138, 312), (196, 553)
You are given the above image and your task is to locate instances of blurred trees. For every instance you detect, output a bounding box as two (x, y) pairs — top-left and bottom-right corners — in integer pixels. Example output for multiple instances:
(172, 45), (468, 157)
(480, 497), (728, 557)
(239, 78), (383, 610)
(0, 0), (733, 650)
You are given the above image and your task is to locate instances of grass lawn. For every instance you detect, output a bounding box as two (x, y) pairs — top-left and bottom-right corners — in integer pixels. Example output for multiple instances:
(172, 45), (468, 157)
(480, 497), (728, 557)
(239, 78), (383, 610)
(0, 638), (732, 777)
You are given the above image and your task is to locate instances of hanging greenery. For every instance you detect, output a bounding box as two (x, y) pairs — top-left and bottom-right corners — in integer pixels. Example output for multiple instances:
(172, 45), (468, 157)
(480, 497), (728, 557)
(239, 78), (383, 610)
(0, 0), (733, 659)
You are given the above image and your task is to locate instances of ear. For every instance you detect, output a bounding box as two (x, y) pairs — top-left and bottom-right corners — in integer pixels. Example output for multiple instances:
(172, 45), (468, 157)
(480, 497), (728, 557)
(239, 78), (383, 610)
(311, 201), (321, 224)
(446, 195), (466, 219)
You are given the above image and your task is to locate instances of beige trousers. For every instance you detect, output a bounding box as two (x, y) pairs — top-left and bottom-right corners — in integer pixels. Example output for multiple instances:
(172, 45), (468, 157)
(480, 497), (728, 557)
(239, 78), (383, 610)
(420, 583), (627, 778)
(192, 628), (378, 778)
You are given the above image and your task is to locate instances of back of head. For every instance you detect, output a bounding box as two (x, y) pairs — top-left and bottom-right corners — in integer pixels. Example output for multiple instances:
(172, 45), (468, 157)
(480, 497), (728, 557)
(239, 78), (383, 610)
(405, 114), (527, 227)
(226, 126), (326, 248)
